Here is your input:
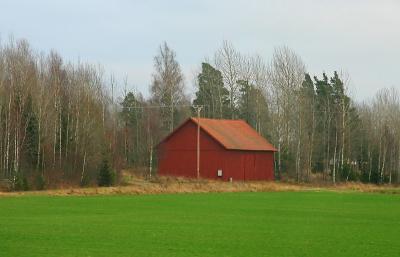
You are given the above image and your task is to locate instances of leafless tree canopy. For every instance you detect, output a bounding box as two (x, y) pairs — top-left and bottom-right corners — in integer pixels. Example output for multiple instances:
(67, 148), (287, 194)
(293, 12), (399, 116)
(150, 42), (187, 133)
(0, 37), (399, 190)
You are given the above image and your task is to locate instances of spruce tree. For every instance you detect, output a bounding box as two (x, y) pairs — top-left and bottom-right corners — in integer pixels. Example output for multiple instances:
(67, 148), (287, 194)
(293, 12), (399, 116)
(97, 159), (115, 187)
(193, 62), (229, 118)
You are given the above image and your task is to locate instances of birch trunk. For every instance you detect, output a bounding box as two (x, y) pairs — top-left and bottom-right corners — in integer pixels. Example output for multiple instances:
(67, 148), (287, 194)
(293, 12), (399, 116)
(59, 97), (62, 169)
(149, 138), (153, 179)
(381, 146), (386, 183)
(170, 90), (174, 132)
(368, 144), (372, 182)
(53, 94), (57, 168)
(65, 109), (70, 160)
(308, 104), (315, 181)
(80, 150), (86, 184)
(36, 89), (42, 171)
(5, 94), (12, 177)
(378, 136), (382, 183)
(296, 110), (301, 182)
(333, 129), (338, 184)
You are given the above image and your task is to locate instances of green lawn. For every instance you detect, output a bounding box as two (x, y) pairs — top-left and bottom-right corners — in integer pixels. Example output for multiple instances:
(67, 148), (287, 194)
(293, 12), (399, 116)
(0, 191), (399, 257)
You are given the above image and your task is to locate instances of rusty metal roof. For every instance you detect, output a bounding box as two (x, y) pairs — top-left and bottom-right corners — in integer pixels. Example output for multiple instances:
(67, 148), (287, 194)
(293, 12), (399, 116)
(190, 117), (277, 151)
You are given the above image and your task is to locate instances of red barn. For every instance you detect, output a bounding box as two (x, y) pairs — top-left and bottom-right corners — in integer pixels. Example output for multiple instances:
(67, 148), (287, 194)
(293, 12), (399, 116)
(157, 117), (277, 181)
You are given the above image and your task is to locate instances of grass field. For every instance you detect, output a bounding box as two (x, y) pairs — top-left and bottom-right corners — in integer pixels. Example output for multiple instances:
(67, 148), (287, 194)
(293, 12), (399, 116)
(1, 191), (399, 257)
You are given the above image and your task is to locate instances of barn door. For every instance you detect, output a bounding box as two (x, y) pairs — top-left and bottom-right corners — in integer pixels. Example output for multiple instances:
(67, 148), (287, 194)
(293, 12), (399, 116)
(244, 154), (256, 181)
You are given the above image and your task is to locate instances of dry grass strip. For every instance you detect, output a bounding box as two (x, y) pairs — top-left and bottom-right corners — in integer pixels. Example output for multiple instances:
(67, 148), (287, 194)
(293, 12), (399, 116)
(1, 177), (399, 197)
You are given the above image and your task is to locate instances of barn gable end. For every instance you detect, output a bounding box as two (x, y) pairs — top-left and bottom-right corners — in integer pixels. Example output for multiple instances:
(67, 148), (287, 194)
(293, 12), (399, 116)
(158, 119), (225, 151)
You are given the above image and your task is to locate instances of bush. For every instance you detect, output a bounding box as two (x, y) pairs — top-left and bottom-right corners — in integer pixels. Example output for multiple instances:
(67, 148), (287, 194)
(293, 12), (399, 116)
(339, 164), (359, 182)
(97, 159), (115, 187)
(35, 174), (46, 190)
(14, 173), (29, 191)
(80, 174), (90, 187)
(0, 179), (12, 192)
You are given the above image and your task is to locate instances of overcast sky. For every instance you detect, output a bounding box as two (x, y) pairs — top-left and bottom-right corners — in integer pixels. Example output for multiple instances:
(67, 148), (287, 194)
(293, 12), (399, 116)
(1, 0), (399, 101)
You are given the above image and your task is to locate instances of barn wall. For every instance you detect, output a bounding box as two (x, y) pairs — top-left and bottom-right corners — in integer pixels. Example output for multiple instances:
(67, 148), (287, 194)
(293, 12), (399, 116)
(216, 151), (274, 181)
(158, 120), (275, 181)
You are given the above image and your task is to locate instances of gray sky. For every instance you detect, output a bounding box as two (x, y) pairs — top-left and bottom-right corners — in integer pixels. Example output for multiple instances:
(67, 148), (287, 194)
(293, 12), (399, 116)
(1, 0), (399, 101)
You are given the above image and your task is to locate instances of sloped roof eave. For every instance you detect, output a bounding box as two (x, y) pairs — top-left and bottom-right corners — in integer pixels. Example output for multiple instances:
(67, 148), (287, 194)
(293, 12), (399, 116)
(190, 117), (277, 152)
(157, 117), (278, 152)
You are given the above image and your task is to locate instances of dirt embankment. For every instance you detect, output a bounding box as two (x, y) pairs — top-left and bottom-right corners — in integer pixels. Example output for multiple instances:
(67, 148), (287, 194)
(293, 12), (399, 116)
(1, 176), (399, 197)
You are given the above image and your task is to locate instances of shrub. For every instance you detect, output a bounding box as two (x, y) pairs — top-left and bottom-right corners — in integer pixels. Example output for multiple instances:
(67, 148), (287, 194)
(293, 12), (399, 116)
(339, 164), (359, 182)
(97, 159), (115, 187)
(35, 174), (46, 190)
(0, 179), (12, 192)
(14, 173), (29, 191)
(80, 174), (90, 187)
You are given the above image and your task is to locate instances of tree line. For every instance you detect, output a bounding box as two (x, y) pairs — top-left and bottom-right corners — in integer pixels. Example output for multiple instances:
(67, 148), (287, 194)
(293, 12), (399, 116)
(0, 38), (399, 190)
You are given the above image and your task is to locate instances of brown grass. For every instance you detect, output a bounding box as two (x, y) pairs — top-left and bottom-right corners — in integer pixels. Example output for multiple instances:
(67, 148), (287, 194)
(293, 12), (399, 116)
(0, 175), (399, 197)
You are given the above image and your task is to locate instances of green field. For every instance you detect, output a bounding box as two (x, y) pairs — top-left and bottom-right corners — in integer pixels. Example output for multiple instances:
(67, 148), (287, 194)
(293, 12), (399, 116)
(0, 191), (399, 257)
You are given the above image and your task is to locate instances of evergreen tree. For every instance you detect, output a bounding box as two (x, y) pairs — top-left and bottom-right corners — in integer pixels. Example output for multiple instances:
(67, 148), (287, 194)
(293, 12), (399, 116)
(236, 80), (269, 132)
(23, 94), (39, 165)
(97, 158), (115, 187)
(120, 92), (144, 165)
(121, 92), (142, 127)
(314, 73), (334, 174)
(237, 80), (255, 126)
(298, 73), (316, 180)
(193, 63), (229, 118)
(301, 74), (315, 99)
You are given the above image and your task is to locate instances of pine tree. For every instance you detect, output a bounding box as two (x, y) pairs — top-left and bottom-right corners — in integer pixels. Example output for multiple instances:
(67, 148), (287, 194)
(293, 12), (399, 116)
(237, 79), (268, 131)
(23, 94), (39, 165)
(120, 92), (143, 165)
(193, 62), (229, 118)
